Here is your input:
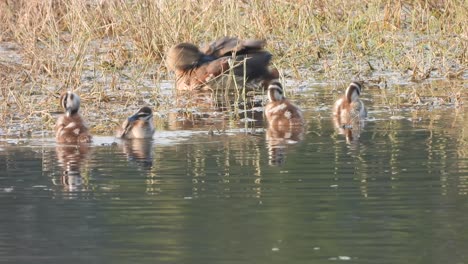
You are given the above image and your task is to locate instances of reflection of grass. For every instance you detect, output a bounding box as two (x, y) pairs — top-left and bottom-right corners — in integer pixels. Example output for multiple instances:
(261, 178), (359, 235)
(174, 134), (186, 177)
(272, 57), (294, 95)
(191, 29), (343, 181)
(0, 0), (466, 136)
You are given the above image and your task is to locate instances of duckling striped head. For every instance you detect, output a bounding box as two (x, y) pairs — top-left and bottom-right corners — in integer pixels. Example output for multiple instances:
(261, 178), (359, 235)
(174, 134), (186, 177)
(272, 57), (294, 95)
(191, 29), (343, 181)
(345, 82), (362, 103)
(128, 106), (153, 122)
(60, 91), (81, 117)
(118, 106), (155, 139)
(268, 80), (285, 102)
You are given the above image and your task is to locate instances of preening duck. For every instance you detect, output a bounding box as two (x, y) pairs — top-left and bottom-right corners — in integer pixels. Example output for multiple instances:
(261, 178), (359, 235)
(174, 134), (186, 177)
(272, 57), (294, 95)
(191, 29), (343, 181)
(116, 106), (155, 139)
(55, 91), (92, 144)
(333, 81), (367, 120)
(265, 80), (304, 128)
(166, 36), (279, 92)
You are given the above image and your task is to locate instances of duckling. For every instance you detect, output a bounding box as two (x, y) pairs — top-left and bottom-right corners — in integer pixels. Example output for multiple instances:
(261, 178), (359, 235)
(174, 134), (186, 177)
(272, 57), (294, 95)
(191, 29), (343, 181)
(116, 106), (155, 139)
(55, 91), (92, 144)
(166, 37), (278, 92)
(333, 82), (366, 143)
(265, 81), (304, 128)
(333, 82), (367, 121)
(264, 81), (304, 166)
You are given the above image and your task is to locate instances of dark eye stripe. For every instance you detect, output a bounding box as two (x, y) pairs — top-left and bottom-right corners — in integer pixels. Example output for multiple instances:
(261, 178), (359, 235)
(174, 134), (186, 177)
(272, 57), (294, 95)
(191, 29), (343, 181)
(271, 81), (282, 89)
(268, 85), (283, 95)
(268, 79), (284, 96)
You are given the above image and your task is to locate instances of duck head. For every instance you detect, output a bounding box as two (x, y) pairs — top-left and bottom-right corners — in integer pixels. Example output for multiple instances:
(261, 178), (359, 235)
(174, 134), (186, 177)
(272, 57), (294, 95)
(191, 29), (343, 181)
(345, 82), (363, 103)
(60, 91), (81, 117)
(268, 81), (285, 102)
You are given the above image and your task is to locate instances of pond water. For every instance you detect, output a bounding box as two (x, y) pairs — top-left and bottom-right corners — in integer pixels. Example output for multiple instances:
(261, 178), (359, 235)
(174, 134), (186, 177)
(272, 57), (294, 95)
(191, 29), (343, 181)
(0, 81), (467, 264)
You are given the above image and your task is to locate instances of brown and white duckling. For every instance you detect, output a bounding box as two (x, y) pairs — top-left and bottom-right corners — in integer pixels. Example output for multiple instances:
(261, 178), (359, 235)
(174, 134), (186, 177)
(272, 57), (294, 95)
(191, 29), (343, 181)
(265, 81), (304, 128)
(116, 106), (155, 139)
(55, 91), (92, 144)
(333, 82), (367, 121)
(166, 36), (279, 92)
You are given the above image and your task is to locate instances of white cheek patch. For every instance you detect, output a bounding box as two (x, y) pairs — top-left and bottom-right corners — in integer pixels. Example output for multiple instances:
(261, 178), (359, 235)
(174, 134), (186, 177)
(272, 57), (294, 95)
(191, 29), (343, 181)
(284, 111), (292, 119)
(73, 128), (80, 135)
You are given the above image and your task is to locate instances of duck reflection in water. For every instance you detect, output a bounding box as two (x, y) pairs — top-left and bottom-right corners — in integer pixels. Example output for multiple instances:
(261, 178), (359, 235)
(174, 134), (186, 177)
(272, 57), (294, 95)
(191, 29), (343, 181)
(333, 82), (367, 143)
(265, 80), (305, 166)
(54, 144), (91, 191)
(119, 139), (154, 170)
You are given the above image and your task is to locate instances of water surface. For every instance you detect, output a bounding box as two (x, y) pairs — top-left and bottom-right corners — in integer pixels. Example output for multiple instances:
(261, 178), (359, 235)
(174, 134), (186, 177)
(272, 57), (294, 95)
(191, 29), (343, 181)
(0, 82), (467, 264)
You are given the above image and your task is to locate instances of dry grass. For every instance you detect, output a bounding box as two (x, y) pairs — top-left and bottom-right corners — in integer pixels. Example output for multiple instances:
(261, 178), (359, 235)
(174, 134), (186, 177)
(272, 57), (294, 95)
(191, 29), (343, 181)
(0, 0), (466, 136)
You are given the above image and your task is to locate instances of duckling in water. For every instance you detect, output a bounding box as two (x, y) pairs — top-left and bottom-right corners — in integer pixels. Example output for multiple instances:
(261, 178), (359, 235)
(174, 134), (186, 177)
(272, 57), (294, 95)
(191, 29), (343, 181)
(333, 82), (367, 143)
(333, 81), (367, 121)
(265, 81), (304, 166)
(265, 81), (304, 128)
(116, 106), (155, 139)
(55, 91), (92, 144)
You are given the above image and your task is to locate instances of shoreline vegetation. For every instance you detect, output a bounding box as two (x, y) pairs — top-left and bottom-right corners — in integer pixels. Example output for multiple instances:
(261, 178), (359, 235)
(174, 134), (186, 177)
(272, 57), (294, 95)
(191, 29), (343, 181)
(0, 0), (466, 137)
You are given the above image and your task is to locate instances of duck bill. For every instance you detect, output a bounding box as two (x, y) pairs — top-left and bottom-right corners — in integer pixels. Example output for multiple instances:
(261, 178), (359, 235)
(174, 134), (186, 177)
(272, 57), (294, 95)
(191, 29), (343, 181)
(121, 114), (139, 136)
(65, 108), (73, 117)
(127, 113), (140, 123)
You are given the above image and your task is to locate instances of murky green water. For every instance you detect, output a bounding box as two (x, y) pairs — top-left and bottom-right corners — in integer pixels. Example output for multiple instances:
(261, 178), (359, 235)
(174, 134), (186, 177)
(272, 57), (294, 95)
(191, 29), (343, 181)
(1, 83), (467, 264)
